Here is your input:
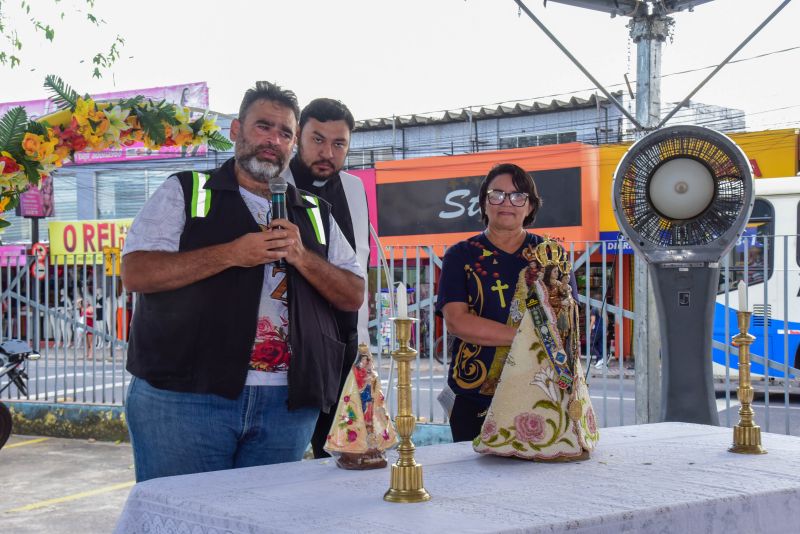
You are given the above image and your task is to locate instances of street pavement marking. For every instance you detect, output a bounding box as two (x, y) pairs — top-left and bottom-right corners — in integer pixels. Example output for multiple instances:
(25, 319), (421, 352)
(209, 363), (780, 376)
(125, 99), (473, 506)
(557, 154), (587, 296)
(3, 437), (50, 449)
(46, 380), (127, 398)
(5, 480), (135, 513)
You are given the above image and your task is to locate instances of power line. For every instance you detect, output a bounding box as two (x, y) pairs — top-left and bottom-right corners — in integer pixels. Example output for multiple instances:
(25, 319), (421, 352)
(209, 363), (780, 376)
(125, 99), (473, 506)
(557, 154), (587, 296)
(357, 45), (800, 122)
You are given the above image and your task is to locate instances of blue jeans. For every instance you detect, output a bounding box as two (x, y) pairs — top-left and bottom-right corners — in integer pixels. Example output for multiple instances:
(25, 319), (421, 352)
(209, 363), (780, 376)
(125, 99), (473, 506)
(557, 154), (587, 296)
(125, 377), (319, 482)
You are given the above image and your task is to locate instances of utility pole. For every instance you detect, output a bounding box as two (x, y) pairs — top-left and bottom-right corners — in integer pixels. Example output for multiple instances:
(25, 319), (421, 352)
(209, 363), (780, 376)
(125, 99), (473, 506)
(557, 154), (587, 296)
(629, 12), (672, 424)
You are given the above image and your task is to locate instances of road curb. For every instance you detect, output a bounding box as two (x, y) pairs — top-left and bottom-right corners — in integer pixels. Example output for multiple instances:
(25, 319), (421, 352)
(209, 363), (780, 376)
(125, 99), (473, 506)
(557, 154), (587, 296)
(4, 401), (456, 446)
(5, 401), (128, 442)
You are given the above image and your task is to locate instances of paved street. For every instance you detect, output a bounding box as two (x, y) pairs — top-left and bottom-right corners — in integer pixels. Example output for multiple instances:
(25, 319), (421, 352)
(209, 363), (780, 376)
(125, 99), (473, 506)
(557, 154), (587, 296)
(5, 351), (800, 433)
(0, 435), (134, 534)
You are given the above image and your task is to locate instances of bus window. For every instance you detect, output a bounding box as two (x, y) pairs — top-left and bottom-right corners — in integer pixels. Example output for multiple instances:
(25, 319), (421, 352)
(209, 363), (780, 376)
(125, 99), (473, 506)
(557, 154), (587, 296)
(718, 198), (774, 293)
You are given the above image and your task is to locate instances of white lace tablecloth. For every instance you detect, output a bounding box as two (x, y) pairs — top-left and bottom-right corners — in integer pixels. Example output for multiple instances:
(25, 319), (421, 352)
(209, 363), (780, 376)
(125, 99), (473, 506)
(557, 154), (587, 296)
(114, 423), (800, 533)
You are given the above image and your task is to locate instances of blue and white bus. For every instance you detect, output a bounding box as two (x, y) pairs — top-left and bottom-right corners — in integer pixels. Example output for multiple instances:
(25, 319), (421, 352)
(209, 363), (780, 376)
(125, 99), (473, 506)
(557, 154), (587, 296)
(713, 177), (800, 377)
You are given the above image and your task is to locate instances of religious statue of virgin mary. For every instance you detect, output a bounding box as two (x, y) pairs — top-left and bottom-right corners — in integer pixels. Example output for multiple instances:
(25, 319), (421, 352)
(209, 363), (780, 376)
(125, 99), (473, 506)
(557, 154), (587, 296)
(473, 238), (600, 460)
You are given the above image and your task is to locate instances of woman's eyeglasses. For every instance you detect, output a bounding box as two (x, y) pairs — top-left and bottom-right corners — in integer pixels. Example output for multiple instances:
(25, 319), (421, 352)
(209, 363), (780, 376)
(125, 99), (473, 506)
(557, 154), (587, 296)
(487, 189), (529, 207)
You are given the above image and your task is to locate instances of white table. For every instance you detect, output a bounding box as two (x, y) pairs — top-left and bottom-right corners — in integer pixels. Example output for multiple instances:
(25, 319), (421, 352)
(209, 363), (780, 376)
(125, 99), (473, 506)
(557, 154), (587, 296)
(114, 423), (800, 533)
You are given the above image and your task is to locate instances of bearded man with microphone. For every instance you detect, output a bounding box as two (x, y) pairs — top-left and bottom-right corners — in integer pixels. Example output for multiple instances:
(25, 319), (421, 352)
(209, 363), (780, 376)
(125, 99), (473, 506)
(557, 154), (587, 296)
(121, 82), (364, 482)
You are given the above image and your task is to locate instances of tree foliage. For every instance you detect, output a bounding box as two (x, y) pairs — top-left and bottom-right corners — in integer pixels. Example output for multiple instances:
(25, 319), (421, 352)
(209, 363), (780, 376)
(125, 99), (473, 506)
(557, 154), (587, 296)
(0, 0), (124, 78)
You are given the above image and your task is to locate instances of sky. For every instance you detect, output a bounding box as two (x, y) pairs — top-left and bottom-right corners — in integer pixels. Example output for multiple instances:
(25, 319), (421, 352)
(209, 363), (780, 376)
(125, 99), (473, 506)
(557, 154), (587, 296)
(1, 0), (798, 131)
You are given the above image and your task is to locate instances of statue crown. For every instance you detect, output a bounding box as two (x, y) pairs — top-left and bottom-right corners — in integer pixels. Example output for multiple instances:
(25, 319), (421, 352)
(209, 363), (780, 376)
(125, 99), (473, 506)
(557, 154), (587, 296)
(534, 238), (563, 267)
(523, 237), (573, 275)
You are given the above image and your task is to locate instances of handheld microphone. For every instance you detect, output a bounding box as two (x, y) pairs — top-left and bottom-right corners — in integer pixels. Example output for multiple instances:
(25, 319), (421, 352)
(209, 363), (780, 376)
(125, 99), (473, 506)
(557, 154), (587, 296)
(268, 175), (288, 268)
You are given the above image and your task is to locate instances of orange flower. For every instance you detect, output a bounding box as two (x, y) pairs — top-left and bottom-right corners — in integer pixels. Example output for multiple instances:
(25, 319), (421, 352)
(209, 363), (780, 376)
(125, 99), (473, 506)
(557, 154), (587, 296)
(172, 130), (194, 146)
(22, 133), (43, 158)
(125, 115), (140, 129)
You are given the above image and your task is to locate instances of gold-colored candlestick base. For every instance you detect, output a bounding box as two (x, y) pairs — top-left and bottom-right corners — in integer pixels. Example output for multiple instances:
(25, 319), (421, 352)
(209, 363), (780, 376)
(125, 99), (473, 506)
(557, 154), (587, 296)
(384, 317), (431, 503)
(729, 426), (766, 454)
(384, 463), (431, 503)
(729, 311), (767, 455)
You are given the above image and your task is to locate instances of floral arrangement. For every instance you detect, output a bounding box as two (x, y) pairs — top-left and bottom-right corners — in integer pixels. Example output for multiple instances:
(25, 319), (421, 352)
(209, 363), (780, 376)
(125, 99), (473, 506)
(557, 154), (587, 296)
(0, 75), (232, 226)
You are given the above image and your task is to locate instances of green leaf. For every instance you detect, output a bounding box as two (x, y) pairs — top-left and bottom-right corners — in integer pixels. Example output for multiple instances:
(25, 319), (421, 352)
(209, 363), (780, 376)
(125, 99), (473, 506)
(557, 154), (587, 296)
(136, 109), (166, 146)
(533, 399), (559, 412)
(498, 427), (511, 439)
(557, 437), (575, 447)
(487, 433), (498, 444)
(116, 95), (144, 110)
(22, 159), (40, 186)
(189, 116), (204, 134)
(27, 121), (47, 136)
(511, 441), (526, 452)
(207, 131), (232, 152)
(44, 75), (80, 110)
(0, 106), (29, 153)
(546, 418), (558, 437)
(0, 219), (11, 229)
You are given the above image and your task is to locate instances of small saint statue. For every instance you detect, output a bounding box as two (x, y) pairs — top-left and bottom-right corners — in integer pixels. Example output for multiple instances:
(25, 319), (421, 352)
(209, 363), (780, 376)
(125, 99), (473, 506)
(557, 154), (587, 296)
(324, 344), (398, 469)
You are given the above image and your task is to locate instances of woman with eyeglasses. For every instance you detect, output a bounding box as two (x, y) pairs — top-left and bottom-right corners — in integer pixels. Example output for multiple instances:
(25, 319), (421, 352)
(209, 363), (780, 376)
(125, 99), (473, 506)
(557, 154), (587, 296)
(435, 163), (576, 442)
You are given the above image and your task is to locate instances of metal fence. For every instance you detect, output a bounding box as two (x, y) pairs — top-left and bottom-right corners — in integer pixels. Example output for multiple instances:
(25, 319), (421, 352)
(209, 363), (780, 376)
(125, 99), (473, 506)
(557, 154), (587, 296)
(2, 237), (798, 435)
(0, 252), (132, 404)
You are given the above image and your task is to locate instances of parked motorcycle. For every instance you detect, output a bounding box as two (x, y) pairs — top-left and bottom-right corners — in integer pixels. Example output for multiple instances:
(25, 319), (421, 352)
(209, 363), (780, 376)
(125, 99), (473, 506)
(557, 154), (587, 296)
(0, 340), (39, 450)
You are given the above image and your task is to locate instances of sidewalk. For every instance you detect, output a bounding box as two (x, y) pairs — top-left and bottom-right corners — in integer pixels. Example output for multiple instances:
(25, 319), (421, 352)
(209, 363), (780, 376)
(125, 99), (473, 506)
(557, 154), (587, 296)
(0, 434), (134, 533)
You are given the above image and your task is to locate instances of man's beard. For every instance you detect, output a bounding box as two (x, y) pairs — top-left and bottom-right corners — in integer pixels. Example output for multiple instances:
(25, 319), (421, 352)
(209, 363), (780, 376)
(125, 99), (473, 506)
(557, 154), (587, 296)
(296, 143), (340, 181)
(236, 141), (286, 183)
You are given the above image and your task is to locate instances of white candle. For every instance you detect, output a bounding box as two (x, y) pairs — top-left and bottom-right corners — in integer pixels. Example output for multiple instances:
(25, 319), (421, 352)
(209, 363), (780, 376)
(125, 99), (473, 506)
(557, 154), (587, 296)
(396, 283), (408, 318)
(738, 280), (748, 312)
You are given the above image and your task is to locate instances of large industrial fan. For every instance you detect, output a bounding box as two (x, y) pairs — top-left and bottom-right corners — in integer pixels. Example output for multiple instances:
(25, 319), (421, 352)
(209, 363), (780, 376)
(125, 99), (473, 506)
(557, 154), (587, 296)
(613, 125), (754, 425)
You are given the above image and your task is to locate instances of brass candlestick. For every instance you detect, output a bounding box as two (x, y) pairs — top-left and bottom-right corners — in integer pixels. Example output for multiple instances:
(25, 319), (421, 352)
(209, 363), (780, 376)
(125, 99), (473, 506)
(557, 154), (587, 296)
(729, 311), (767, 455)
(384, 317), (431, 503)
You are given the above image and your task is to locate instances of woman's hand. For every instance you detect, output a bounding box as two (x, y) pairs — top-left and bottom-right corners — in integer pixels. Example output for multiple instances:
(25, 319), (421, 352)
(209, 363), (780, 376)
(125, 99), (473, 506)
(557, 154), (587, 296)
(441, 302), (517, 347)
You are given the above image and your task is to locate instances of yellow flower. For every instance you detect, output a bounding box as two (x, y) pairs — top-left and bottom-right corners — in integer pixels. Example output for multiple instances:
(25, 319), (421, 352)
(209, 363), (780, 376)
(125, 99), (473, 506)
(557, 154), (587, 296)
(73, 97), (93, 127)
(143, 136), (161, 151)
(175, 106), (191, 125)
(0, 196), (10, 213)
(85, 133), (106, 150)
(94, 117), (110, 136)
(40, 139), (58, 162)
(201, 114), (220, 135)
(53, 145), (71, 164)
(103, 105), (131, 140)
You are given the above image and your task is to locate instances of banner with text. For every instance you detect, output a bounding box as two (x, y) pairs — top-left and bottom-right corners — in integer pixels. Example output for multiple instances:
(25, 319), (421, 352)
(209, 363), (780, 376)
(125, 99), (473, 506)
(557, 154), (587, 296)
(48, 219), (133, 264)
(375, 143), (600, 249)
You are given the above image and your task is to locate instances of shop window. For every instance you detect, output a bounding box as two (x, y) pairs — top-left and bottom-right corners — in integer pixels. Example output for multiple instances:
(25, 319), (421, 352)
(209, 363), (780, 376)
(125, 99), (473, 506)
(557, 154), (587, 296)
(499, 131), (576, 150)
(96, 169), (184, 220)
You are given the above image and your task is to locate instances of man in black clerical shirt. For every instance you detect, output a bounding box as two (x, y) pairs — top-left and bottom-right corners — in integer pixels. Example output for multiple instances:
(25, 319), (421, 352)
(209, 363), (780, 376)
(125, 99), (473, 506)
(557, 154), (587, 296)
(282, 98), (370, 458)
